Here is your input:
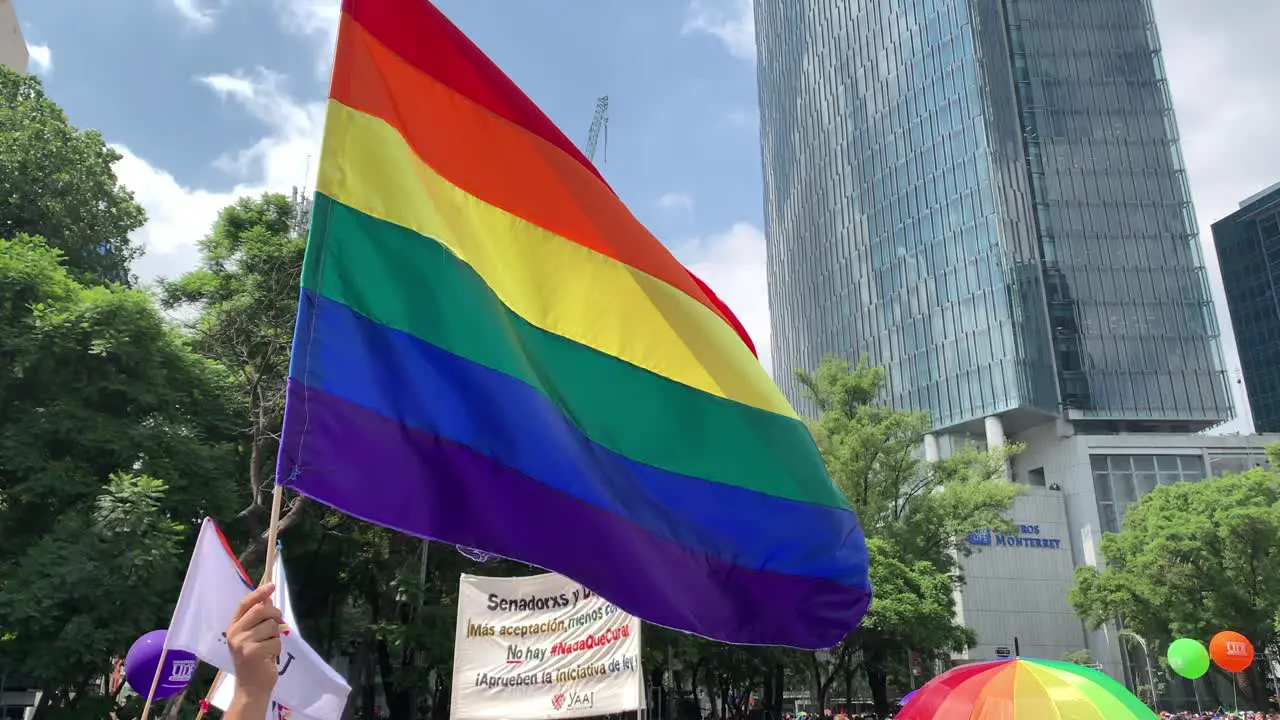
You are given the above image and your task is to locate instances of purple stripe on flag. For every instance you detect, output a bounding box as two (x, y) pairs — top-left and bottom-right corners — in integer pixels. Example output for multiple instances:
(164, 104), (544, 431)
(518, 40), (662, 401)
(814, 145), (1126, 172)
(277, 380), (869, 649)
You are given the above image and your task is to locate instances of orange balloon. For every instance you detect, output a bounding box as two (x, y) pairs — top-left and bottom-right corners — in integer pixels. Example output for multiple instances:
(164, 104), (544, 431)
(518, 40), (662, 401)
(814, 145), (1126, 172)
(1210, 631), (1255, 673)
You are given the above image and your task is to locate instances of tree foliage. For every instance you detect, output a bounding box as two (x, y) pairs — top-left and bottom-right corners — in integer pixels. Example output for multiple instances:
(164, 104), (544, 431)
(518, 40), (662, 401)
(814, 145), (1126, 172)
(158, 193), (535, 719)
(0, 68), (145, 285)
(641, 357), (1022, 719)
(0, 236), (241, 713)
(800, 358), (1020, 557)
(160, 193), (307, 557)
(796, 357), (1021, 715)
(1061, 649), (1094, 665)
(0, 474), (187, 717)
(1070, 458), (1280, 706)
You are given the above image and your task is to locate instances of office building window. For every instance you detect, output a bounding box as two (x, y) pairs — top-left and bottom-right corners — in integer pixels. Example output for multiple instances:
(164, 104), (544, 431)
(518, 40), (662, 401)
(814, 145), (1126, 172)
(1091, 454), (1206, 533)
(1206, 453), (1269, 476)
(1213, 185), (1280, 432)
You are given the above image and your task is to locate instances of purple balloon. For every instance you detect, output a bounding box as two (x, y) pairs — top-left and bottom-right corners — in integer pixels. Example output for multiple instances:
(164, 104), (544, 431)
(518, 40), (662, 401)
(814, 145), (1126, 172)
(124, 630), (198, 700)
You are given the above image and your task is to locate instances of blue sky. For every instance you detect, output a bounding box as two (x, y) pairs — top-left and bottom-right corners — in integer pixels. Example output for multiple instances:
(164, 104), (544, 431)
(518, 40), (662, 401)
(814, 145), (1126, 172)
(14, 0), (1280, 431)
(19, 0), (760, 233)
(14, 0), (775, 362)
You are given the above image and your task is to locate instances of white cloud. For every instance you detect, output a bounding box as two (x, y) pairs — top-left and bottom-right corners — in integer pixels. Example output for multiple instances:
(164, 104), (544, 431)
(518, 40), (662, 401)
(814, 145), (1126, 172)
(199, 70), (324, 179)
(25, 42), (50, 75)
(113, 149), (239, 281)
(675, 222), (772, 375)
(682, 0), (755, 60)
(114, 69), (324, 283)
(272, 0), (341, 76)
(726, 107), (756, 126)
(273, 0), (340, 38)
(657, 192), (695, 211)
(115, 0), (336, 284)
(168, 0), (221, 29)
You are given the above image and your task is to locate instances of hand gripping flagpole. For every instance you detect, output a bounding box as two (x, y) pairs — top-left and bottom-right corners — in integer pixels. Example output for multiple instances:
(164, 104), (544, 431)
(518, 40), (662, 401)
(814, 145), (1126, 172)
(191, 485), (287, 720)
(189, 4), (326, 715)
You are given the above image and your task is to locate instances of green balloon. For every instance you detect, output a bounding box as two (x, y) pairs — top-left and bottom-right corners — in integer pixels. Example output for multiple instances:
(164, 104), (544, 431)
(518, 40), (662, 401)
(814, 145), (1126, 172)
(1168, 638), (1210, 679)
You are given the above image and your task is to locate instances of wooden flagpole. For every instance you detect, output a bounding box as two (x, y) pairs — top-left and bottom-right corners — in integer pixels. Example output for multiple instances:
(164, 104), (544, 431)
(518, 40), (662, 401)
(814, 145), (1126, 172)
(192, 485), (287, 720)
(138, 643), (171, 720)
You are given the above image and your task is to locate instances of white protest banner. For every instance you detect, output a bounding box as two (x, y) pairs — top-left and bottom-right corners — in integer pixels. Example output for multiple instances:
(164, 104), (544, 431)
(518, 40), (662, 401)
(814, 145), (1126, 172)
(450, 573), (644, 720)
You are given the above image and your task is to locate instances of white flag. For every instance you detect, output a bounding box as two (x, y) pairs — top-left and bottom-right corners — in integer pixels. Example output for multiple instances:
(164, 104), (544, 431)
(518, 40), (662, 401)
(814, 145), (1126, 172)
(208, 549), (322, 719)
(166, 519), (349, 718)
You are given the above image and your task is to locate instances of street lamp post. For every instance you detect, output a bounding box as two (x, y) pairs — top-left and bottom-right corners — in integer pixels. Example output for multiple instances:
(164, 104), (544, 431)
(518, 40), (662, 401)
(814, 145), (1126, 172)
(1120, 631), (1160, 714)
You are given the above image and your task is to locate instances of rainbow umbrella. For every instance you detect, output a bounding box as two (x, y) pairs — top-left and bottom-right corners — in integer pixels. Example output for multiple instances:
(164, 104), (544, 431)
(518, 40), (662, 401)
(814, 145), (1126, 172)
(895, 658), (1157, 720)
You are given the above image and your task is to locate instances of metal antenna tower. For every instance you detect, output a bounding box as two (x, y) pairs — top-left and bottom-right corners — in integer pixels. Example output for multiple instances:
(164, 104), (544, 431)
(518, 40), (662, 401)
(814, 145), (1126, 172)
(290, 154), (313, 237)
(586, 94), (609, 164)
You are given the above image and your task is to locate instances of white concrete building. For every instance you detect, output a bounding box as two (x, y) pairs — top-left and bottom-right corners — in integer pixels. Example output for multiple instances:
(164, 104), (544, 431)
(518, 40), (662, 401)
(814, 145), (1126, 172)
(0, 0), (26, 73)
(951, 421), (1277, 686)
(954, 487), (1084, 665)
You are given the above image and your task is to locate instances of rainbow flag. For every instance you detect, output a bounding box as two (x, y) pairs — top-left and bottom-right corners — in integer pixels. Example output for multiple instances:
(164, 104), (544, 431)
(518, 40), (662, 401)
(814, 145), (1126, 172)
(277, 0), (870, 648)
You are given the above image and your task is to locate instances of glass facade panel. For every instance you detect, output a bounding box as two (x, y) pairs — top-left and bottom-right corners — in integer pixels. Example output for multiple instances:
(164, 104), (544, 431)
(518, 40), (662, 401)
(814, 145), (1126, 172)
(1090, 453), (1205, 531)
(1206, 452), (1268, 477)
(1004, 0), (1230, 424)
(1092, 471), (1112, 501)
(756, 0), (1233, 430)
(1179, 455), (1205, 479)
(1212, 184), (1280, 433)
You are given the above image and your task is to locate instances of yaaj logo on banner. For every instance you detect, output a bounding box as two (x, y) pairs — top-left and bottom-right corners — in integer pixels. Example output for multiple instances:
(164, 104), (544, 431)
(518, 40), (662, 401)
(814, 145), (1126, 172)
(552, 691), (595, 711)
(450, 573), (644, 720)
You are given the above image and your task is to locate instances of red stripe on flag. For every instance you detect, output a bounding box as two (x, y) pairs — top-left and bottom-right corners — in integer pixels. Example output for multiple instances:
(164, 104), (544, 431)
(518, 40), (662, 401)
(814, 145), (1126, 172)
(690, 273), (758, 357)
(210, 520), (255, 589)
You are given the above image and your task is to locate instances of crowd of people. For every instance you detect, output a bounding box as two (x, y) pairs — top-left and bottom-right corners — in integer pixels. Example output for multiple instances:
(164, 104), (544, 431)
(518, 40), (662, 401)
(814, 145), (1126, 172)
(1157, 707), (1274, 712)
(778, 706), (1280, 720)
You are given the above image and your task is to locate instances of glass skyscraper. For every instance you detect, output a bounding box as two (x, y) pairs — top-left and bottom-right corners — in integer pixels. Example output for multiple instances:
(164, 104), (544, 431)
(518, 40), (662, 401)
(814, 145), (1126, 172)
(1213, 183), (1280, 433)
(756, 0), (1233, 435)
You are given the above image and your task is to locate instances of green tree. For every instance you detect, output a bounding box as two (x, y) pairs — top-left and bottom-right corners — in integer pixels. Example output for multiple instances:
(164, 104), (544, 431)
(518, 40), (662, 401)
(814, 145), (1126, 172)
(0, 475), (187, 718)
(796, 356), (1021, 715)
(0, 69), (145, 285)
(159, 194), (518, 719)
(1061, 649), (1094, 665)
(1070, 461), (1280, 708)
(0, 236), (242, 715)
(639, 358), (1021, 718)
(160, 193), (307, 559)
(642, 623), (799, 720)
